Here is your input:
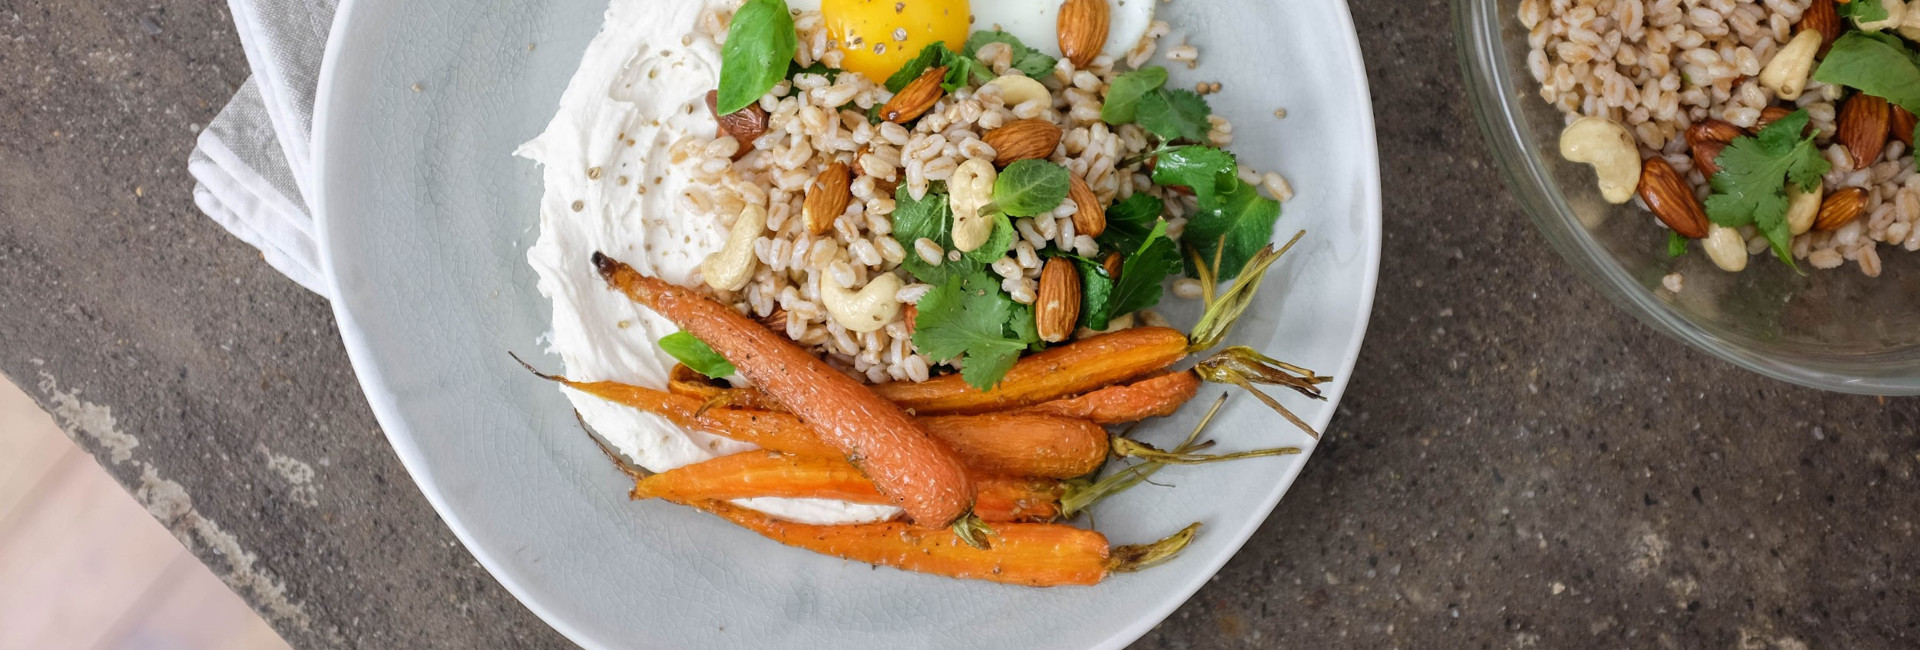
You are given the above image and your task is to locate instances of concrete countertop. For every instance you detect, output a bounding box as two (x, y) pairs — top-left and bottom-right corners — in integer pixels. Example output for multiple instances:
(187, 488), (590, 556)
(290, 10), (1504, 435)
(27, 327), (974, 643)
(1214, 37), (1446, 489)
(5, 0), (1918, 647)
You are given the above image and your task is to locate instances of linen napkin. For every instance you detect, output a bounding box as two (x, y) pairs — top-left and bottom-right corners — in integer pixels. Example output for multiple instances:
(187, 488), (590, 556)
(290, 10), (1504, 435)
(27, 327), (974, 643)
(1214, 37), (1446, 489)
(188, 0), (339, 297)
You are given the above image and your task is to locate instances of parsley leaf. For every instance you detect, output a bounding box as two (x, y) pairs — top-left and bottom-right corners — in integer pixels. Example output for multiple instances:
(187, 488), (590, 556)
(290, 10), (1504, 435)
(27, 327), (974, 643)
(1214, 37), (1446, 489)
(659, 332), (737, 379)
(1703, 109), (1829, 268)
(994, 159), (1072, 217)
(1107, 220), (1183, 320)
(1137, 88), (1214, 142)
(1814, 33), (1920, 115)
(1078, 259), (1116, 331)
(1667, 231), (1689, 258)
(1101, 67), (1170, 125)
(716, 0), (799, 114)
(1836, 0), (1890, 21)
(912, 272), (1037, 391)
(963, 30), (1059, 79)
(1151, 146), (1238, 201)
(1098, 193), (1166, 254)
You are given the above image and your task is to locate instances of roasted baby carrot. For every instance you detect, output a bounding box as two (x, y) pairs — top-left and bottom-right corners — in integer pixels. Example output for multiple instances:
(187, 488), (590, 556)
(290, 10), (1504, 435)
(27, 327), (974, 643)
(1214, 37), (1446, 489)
(629, 451), (1064, 523)
(524, 364), (1110, 479)
(1013, 371), (1204, 424)
(669, 364), (784, 411)
(594, 254), (974, 527)
(694, 500), (1199, 587)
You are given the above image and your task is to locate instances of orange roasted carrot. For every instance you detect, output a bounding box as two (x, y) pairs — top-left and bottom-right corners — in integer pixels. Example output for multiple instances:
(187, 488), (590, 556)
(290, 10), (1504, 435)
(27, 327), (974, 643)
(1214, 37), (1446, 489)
(871, 327), (1189, 414)
(526, 367), (1109, 479)
(669, 364), (785, 411)
(595, 254), (973, 527)
(693, 500), (1199, 587)
(1013, 371), (1204, 424)
(630, 452), (1063, 523)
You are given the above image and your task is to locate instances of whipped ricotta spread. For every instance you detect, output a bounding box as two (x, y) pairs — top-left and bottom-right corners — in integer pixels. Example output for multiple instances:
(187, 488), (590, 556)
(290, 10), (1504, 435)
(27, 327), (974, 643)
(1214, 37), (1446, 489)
(518, 0), (899, 526)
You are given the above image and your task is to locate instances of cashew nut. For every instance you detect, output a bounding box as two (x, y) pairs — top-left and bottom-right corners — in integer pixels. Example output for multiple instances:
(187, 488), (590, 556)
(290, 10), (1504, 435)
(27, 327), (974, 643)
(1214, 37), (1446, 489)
(1759, 30), (1822, 101)
(1858, 0), (1909, 31)
(1787, 183), (1824, 235)
(948, 158), (998, 252)
(1702, 224), (1749, 273)
(822, 273), (904, 333)
(1901, 1), (1920, 39)
(1559, 117), (1641, 204)
(699, 204), (765, 292)
(984, 75), (1051, 109)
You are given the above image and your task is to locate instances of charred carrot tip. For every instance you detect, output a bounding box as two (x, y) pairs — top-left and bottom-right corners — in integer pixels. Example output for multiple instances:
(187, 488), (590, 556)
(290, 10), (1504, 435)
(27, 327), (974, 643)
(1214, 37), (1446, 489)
(591, 251), (619, 280)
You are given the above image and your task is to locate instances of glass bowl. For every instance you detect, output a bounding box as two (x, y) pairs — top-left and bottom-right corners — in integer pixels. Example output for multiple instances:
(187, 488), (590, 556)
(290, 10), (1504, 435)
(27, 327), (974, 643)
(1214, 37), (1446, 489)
(1456, 0), (1920, 395)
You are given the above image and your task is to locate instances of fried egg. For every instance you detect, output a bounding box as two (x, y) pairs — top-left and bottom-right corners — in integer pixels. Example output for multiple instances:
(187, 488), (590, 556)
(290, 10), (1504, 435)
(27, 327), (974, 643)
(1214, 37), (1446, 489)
(788, 0), (1157, 82)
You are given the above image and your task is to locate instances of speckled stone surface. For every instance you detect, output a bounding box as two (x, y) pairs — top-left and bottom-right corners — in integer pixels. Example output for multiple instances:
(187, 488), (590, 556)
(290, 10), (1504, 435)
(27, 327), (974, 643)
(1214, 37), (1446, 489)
(4, 0), (1919, 648)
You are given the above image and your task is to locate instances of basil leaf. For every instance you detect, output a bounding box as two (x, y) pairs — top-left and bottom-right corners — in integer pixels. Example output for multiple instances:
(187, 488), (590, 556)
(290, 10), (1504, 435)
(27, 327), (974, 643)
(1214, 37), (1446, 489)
(1101, 67), (1170, 124)
(963, 30), (1060, 79)
(1836, 0), (1890, 21)
(716, 0), (798, 115)
(1137, 88), (1214, 142)
(1183, 179), (1283, 279)
(993, 159), (1071, 217)
(659, 332), (737, 379)
(1813, 33), (1920, 114)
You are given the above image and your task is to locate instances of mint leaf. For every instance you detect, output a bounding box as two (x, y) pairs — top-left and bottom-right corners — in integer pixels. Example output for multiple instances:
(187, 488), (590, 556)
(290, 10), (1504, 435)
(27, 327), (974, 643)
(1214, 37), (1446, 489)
(1836, 0), (1890, 21)
(912, 272), (1036, 391)
(887, 42), (953, 92)
(963, 30), (1059, 79)
(1184, 179), (1283, 279)
(1814, 33), (1920, 114)
(1102, 67), (1170, 124)
(716, 0), (798, 114)
(1098, 193), (1166, 253)
(659, 332), (737, 379)
(890, 41), (993, 93)
(1107, 220), (1182, 320)
(994, 159), (1071, 217)
(1137, 88), (1214, 142)
(1704, 109), (1828, 269)
(1151, 146), (1238, 202)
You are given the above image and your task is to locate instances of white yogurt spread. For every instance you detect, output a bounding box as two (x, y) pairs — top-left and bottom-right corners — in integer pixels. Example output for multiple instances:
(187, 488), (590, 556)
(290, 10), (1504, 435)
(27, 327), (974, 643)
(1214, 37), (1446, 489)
(518, 0), (899, 526)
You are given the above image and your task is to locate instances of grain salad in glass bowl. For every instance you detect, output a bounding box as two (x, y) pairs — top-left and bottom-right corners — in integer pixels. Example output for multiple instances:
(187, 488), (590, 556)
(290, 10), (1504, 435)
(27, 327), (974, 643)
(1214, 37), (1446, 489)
(516, 0), (1327, 586)
(1527, 0), (1919, 279)
(1461, 0), (1920, 394)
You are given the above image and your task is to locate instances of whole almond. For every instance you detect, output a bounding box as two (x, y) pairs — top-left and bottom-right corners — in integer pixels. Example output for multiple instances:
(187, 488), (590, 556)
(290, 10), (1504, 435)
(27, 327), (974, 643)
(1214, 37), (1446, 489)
(1036, 258), (1082, 343)
(1755, 106), (1797, 132)
(1799, 0), (1842, 53)
(705, 89), (769, 161)
(1057, 0), (1111, 69)
(1638, 157), (1710, 239)
(983, 119), (1064, 167)
(1837, 92), (1891, 170)
(1686, 119), (1744, 177)
(1814, 187), (1868, 231)
(1893, 107), (1917, 147)
(1068, 175), (1106, 238)
(1101, 251), (1123, 279)
(804, 162), (852, 235)
(881, 66), (947, 124)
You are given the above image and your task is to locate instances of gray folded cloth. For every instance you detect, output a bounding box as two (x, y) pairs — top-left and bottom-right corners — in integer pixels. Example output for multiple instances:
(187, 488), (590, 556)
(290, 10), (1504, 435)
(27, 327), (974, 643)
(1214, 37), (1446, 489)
(187, 0), (339, 296)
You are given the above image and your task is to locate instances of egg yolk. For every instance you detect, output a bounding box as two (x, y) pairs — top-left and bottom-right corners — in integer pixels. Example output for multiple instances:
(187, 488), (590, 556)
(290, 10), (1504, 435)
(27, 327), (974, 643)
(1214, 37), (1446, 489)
(822, 0), (972, 84)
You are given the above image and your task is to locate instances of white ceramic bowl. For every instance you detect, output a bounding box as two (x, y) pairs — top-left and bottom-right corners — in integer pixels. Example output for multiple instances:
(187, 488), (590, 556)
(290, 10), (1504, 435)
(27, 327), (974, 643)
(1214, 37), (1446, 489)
(313, 1), (1382, 647)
